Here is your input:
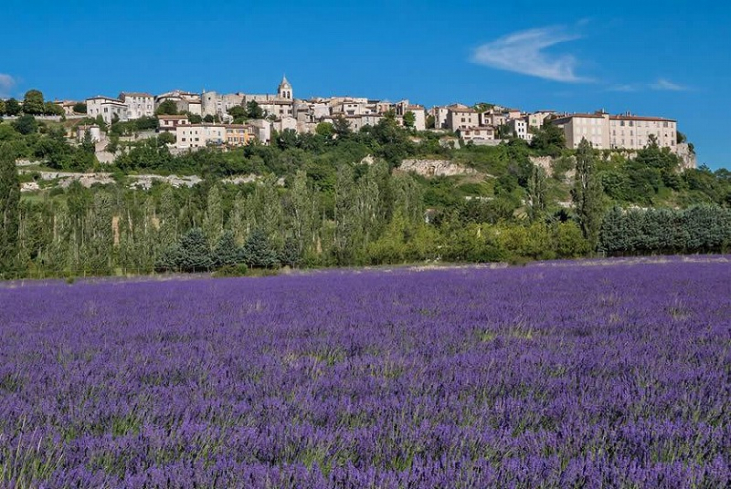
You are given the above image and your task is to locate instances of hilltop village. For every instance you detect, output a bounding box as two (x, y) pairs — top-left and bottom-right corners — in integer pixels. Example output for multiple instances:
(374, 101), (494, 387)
(33, 76), (688, 161)
(1, 75), (729, 282)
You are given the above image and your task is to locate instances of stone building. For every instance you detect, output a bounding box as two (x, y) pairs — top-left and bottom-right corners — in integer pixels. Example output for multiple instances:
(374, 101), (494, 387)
(86, 96), (128, 124)
(119, 92), (155, 119)
(551, 112), (678, 152)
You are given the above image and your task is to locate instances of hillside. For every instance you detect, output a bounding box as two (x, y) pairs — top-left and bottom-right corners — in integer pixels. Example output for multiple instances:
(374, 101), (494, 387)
(0, 115), (730, 279)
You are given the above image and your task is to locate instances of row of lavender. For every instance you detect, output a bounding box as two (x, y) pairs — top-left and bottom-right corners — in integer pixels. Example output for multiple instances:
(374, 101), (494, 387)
(1, 258), (730, 487)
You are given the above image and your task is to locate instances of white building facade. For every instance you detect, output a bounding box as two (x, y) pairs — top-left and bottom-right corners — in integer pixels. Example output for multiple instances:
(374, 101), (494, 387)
(119, 92), (155, 119)
(86, 96), (129, 124)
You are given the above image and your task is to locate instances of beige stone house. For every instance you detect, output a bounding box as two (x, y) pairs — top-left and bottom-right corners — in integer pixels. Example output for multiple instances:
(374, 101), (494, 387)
(119, 92), (155, 119)
(447, 105), (479, 132)
(551, 112), (678, 152)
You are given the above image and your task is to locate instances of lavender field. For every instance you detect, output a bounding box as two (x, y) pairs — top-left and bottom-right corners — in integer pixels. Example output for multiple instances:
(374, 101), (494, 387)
(1, 258), (730, 488)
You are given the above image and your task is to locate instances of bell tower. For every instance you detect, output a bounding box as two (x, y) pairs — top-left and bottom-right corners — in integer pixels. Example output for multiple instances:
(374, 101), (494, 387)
(277, 75), (292, 100)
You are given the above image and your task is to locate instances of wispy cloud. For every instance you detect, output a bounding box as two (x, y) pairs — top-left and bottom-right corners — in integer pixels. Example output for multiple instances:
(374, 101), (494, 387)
(650, 78), (688, 91)
(605, 78), (690, 93)
(470, 26), (590, 83)
(0, 74), (15, 98)
(606, 84), (640, 92)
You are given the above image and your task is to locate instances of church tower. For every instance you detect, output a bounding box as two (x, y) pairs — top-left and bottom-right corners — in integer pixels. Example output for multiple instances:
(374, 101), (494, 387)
(277, 75), (292, 100)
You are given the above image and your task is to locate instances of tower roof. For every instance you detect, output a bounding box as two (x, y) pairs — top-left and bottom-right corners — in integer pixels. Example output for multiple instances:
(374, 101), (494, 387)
(279, 75), (291, 89)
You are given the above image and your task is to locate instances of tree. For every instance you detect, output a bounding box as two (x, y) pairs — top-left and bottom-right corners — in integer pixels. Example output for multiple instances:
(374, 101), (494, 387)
(155, 100), (179, 116)
(228, 105), (247, 123)
(530, 123), (566, 157)
(12, 114), (38, 135)
(288, 170), (319, 261)
(22, 89), (45, 115)
(571, 138), (604, 248)
(158, 131), (176, 145)
(106, 134), (120, 153)
(0, 143), (20, 272)
(276, 129), (298, 150)
(426, 114), (436, 129)
(73, 102), (87, 114)
(315, 122), (334, 139)
(44, 102), (64, 116)
(0, 99), (5, 116)
(202, 185), (223, 246)
(403, 111), (416, 129)
(176, 228), (213, 272)
(279, 236), (301, 268)
(634, 135), (680, 172)
(203, 114), (215, 123)
(473, 102), (496, 112)
(241, 228), (279, 268)
(81, 130), (96, 154)
(188, 113), (202, 124)
(246, 101), (264, 119)
(526, 164), (547, 221)
(212, 230), (240, 268)
(333, 115), (352, 139)
(5, 98), (21, 116)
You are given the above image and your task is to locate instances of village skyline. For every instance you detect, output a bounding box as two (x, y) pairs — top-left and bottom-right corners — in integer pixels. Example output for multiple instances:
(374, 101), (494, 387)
(1, 1), (729, 168)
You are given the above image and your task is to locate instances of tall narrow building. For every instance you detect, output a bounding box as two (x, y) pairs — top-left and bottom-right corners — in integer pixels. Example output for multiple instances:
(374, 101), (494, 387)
(278, 75), (293, 100)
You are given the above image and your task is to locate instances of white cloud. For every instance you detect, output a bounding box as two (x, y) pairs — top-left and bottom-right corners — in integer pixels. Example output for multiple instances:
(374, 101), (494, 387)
(0, 74), (16, 97)
(650, 78), (687, 91)
(471, 26), (590, 83)
(606, 84), (639, 92)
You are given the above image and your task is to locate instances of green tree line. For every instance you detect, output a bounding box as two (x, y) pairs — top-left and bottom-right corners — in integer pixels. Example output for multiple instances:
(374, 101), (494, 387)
(1, 114), (731, 279)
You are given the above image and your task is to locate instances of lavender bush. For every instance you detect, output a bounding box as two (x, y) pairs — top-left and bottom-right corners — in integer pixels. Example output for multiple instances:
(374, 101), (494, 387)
(1, 258), (730, 488)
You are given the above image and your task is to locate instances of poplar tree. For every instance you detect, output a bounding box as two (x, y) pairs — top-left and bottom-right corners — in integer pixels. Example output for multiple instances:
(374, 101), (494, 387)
(202, 185), (223, 246)
(526, 164), (547, 222)
(571, 138), (604, 249)
(289, 171), (319, 260)
(0, 144), (20, 272)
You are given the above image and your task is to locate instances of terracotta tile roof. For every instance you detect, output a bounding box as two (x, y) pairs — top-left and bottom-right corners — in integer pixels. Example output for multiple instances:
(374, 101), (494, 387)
(120, 92), (154, 98)
(609, 115), (675, 122)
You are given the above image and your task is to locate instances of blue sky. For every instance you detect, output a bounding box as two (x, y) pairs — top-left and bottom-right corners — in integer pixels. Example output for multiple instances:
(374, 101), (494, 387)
(2, 0), (729, 169)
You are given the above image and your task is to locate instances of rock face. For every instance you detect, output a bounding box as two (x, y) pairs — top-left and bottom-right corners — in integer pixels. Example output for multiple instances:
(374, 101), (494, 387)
(529, 156), (554, 173)
(20, 182), (40, 192)
(19, 171), (116, 188)
(222, 175), (286, 187)
(676, 143), (697, 171)
(399, 159), (476, 177)
(128, 174), (202, 190)
(529, 155), (576, 180)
